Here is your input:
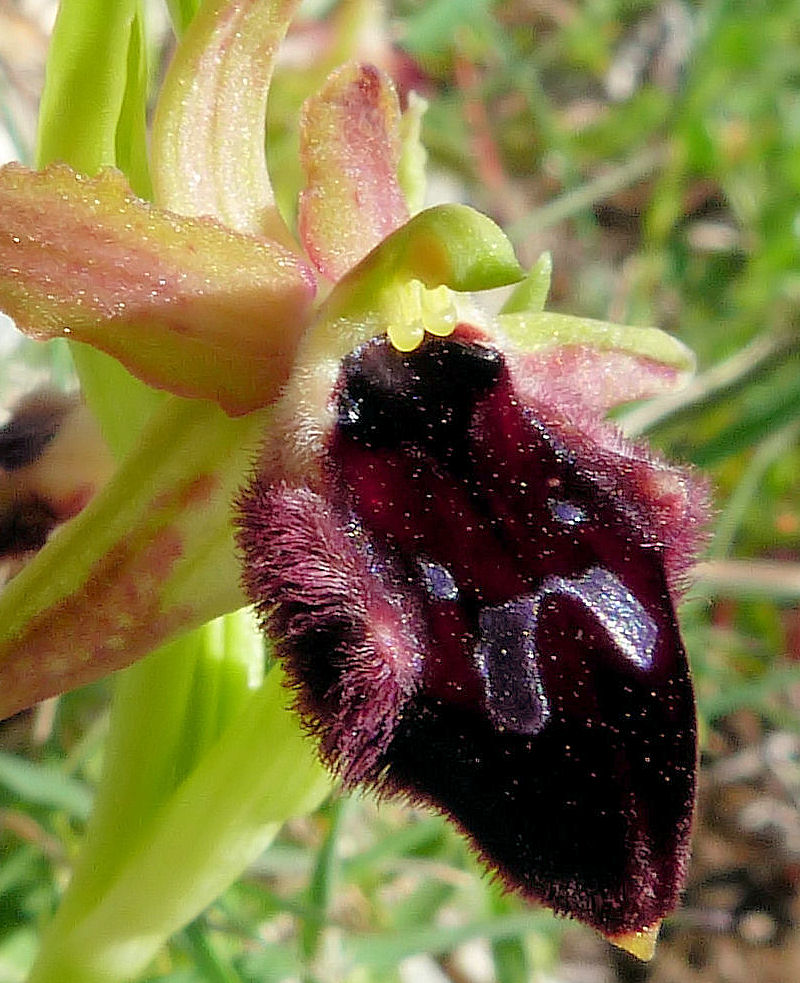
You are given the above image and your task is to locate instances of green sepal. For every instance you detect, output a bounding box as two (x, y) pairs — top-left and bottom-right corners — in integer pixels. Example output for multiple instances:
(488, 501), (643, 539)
(0, 396), (270, 720)
(498, 310), (696, 374)
(151, 0), (301, 242)
(500, 251), (552, 314)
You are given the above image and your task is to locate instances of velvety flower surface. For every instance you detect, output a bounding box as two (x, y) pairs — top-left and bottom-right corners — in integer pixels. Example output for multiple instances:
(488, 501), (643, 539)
(238, 324), (708, 947)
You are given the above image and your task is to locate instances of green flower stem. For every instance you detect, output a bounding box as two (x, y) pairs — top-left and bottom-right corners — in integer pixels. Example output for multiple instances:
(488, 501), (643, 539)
(114, 9), (153, 201)
(37, 0), (138, 174)
(57, 611), (265, 911)
(29, 643), (331, 983)
(37, 0), (163, 455)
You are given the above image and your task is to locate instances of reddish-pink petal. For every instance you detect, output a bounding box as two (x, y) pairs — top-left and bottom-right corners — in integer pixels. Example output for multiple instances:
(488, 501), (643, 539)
(496, 311), (696, 414)
(298, 62), (409, 281)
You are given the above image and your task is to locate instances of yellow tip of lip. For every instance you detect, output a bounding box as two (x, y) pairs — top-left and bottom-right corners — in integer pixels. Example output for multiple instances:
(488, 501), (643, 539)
(607, 922), (661, 961)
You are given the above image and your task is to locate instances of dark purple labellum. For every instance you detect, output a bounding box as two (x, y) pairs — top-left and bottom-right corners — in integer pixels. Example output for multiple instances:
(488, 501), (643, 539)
(238, 330), (706, 941)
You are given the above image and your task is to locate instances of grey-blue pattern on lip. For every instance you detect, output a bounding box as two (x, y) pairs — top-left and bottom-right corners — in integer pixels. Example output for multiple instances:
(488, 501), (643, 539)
(539, 566), (658, 671)
(418, 558), (459, 601)
(474, 596), (550, 735)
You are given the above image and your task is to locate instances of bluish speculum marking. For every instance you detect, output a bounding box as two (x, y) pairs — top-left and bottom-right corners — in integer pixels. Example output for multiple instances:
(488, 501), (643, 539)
(547, 498), (587, 527)
(474, 596), (550, 735)
(539, 567), (658, 671)
(418, 558), (459, 602)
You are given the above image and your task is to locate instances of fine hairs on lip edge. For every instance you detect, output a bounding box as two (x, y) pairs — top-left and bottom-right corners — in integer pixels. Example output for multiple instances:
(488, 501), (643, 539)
(237, 329), (709, 939)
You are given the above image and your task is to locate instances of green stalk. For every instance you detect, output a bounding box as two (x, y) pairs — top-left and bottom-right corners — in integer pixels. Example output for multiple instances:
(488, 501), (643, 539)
(166, 0), (203, 37)
(29, 628), (330, 983)
(36, 0), (163, 456)
(37, 0), (137, 173)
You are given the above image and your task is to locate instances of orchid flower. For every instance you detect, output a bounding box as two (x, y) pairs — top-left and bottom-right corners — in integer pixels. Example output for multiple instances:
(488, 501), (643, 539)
(0, 0), (708, 975)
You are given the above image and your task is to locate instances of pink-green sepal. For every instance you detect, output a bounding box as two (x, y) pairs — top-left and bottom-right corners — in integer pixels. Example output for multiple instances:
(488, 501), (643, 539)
(0, 397), (270, 721)
(496, 310), (696, 411)
(0, 164), (316, 415)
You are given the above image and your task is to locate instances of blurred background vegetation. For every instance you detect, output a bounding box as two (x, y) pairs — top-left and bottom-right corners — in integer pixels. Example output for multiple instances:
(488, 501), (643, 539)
(2, 0), (800, 980)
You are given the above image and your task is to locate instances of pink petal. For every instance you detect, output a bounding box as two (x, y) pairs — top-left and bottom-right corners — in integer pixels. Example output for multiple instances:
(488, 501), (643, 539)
(298, 62), (409, 281)
(0, 164), (316, 415)
(511, 345), (688, 414)
(151, 0), (301, 241)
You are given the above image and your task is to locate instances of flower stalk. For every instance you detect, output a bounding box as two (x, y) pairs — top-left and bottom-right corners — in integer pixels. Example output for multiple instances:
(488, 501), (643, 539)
(29, 620), (330, 983)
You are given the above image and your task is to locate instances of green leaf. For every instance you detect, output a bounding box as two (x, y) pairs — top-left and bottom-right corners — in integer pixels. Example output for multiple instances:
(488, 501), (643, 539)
(180, 920), (243, 983)
(0, 752), (93, 821)
(345, 911), (556, 973)
(499, 252), (552, 315)
(399, 0), (494, 58)
(28, 665), (331, 983)
(709, 421), (800, 559)
(300, 797), (345, 961)
(697, 662), (800, 720)
(67, 612), (266, 897)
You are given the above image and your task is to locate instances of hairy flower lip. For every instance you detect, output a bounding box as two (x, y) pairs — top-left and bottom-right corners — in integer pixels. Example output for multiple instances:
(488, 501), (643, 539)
(238, 325), (707, 943)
